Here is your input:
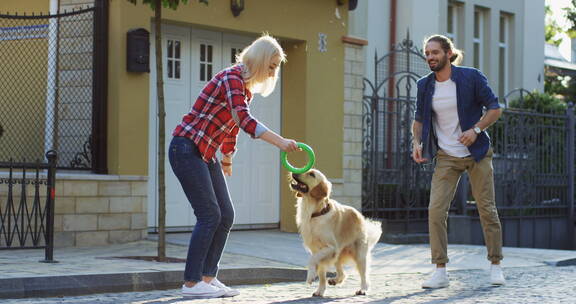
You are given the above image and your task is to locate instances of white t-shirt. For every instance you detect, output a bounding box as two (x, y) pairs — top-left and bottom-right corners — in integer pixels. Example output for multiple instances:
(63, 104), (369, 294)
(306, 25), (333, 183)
(432, 79), (470, 157)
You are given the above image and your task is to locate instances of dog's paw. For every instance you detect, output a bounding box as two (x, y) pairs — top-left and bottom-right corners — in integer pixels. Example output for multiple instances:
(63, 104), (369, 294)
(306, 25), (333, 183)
(328, 274), (346, 286)
(312, 291), (324, 297)
(355, 290), (366, 296)
(306, 270), (317, 285)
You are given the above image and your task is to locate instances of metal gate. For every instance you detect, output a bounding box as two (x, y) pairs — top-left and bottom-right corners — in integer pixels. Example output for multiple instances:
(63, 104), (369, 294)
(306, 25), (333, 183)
(0, 151), (58, 262)
(362, 34), (433, 233)
(475, 90), (575, 249)
(0, 1), (107, 173)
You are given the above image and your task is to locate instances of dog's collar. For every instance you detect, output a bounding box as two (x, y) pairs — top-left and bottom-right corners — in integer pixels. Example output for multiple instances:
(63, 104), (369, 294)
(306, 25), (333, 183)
(311, 202), (331, 218)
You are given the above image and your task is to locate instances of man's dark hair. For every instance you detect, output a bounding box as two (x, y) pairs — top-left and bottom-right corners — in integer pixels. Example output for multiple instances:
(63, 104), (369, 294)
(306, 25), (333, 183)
(424, 35), (463, 65)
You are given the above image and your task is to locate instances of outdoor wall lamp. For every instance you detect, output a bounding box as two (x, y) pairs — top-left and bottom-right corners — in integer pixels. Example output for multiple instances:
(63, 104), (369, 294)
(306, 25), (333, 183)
(231, 0), (244, 17)
(336, 0), (358, 10)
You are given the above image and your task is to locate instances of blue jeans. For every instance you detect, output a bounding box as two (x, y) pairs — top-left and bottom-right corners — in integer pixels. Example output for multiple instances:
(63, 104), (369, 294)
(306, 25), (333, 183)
(168, 136), (235, 282)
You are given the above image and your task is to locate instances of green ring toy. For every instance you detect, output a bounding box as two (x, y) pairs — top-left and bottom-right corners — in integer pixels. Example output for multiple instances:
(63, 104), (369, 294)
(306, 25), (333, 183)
(281, 143), (315, 174)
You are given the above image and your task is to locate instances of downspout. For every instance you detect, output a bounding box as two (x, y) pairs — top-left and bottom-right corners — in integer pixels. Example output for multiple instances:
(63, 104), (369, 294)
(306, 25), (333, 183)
(44, 0), (60, 155)
(386, 0), (396, 168)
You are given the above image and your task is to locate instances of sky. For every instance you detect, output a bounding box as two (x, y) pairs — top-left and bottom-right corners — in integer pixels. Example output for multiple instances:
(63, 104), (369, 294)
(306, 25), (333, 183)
(546, 0), (573, 61)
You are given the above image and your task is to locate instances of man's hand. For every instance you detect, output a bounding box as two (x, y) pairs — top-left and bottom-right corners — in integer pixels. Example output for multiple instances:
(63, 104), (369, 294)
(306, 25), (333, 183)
(412, 141), (428, 163)
(458, 129), (478, 147)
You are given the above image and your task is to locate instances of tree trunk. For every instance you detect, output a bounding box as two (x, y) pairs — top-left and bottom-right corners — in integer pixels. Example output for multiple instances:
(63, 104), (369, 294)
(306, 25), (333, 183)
(154, 0), (167, 262)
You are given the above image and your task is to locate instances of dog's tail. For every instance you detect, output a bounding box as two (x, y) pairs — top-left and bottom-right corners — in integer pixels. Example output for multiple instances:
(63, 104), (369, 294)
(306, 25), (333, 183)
(365, 219), (382, 248)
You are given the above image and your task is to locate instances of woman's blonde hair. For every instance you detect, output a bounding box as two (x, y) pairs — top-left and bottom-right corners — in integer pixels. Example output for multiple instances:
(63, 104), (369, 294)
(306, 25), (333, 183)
(424, 34), (464, 66)
(236, 34), (286, 97)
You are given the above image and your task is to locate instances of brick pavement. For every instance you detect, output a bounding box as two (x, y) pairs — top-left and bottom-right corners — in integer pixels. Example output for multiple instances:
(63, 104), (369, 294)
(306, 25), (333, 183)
(6, 265), (575, 304)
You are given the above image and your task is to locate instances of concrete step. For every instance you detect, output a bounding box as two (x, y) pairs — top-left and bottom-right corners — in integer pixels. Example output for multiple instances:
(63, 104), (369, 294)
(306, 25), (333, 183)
(381, 233), (429, 244)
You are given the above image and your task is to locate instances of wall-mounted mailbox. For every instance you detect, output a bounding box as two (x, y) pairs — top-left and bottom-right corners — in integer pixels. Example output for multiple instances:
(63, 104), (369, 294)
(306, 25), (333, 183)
(127, 28), (150, 73)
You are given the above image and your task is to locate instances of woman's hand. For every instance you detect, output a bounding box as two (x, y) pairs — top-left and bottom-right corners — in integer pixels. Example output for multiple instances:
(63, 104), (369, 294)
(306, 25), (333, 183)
(280, 138), (300, 152)
(259, 130), (300, 152)
(221, 155), (233, 176)
(221, 164), (232, 176)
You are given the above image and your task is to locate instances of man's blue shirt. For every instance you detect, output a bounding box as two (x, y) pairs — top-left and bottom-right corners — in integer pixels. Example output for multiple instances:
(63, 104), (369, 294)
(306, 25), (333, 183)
(415, 65), (500, 162)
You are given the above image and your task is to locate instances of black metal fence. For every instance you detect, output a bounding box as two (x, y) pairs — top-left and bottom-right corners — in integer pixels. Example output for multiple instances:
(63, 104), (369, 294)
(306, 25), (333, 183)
(362, 36), (576, 249)
(362, 34), (436, 234)
(0, 151), (57, 262)
(0, 1), (107, 173)
(476, 90), (574, 249)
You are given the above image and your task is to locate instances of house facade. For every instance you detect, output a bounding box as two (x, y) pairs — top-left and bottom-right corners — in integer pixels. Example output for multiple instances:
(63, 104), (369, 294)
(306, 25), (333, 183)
(0, 0), (365, 246)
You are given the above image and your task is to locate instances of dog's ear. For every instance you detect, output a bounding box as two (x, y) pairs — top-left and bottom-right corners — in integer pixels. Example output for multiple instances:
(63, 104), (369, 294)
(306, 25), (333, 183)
(310, 181), (328, 200)
(295, 192), (303, 198)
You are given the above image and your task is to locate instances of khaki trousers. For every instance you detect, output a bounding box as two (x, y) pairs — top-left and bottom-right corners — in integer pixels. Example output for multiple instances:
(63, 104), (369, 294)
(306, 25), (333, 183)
(428, 148), (503, 264)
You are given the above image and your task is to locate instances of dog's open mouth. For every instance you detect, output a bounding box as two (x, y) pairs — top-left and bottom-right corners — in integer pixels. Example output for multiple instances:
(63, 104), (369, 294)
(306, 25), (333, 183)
(290, 174), (309, 193)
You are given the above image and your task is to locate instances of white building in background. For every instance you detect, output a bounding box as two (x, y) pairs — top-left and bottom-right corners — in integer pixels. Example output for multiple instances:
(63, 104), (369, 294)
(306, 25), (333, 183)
(349, 0), (545, 98)
(546, 43), (576, 78)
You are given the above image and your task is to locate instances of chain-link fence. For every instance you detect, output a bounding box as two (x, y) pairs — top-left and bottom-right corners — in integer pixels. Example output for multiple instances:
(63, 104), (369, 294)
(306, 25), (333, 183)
(0, 4), (106, 172)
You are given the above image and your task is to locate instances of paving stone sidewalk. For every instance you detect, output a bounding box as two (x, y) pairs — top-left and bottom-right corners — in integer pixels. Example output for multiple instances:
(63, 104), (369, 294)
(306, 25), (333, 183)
(5, 265), (576, 304)
(1, 230), (576, 301)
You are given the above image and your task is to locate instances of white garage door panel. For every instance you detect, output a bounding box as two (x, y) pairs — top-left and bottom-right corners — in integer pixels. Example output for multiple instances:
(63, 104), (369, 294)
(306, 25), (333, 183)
(149, 26), (281, 230)
(149, 25), (194, 228)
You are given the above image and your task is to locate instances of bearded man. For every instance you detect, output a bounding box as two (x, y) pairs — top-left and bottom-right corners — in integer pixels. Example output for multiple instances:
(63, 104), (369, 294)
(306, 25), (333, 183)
(411, 35), (505, 289)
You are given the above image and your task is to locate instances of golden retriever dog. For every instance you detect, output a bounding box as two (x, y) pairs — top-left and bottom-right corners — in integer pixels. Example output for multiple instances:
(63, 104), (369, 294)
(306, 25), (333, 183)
(289, 169), (382, 297)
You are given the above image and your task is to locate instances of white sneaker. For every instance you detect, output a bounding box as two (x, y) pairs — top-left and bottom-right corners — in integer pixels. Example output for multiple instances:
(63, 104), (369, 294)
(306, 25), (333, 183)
(422, 268), (449, 289)
(490, 264), (506, 285)
(210, 278), (240, 297)
(182, 281), (226, 298)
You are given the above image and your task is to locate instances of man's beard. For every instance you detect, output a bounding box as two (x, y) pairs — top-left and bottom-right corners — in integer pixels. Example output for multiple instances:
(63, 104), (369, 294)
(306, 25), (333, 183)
(428, 55), (449, 72)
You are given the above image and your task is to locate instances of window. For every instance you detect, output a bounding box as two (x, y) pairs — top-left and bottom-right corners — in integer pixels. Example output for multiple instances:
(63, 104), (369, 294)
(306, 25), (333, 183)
(167, 39), (181, 80)
(199, 43), (214, 81)
(446, 3), (459, 46)
(231, 47), (242, 64)
(499, 13), (512, 98)
(473, 8), (485, 69)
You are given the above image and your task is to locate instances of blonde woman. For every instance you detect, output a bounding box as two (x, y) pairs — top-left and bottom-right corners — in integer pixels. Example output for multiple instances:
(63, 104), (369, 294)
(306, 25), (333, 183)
(170, 34), (299, 299)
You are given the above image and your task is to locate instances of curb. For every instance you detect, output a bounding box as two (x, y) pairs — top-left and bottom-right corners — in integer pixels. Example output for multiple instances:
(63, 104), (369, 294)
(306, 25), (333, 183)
(0, 267), (306, 299)
(544, 258), (576, 267)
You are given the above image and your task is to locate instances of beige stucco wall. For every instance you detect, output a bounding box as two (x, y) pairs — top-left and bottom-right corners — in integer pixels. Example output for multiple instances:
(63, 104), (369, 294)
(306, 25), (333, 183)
(1, 0), (47, 13)
(0, 39), (48, 161)
(0, 1), (49, 161)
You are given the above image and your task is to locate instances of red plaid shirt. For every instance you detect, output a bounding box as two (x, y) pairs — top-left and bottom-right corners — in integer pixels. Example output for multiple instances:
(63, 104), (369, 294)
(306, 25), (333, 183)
(172, 64), (269, 163)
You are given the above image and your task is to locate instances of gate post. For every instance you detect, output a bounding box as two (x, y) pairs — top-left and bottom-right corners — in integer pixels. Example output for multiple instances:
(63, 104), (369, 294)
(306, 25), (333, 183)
(92, 0), (109, 174)
(567, 103), (575, 250)
(41, 151), (58, 263)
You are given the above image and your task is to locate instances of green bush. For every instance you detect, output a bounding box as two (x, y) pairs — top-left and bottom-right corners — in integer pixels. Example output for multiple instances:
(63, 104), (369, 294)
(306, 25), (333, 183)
(508, 91), (567, 115)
